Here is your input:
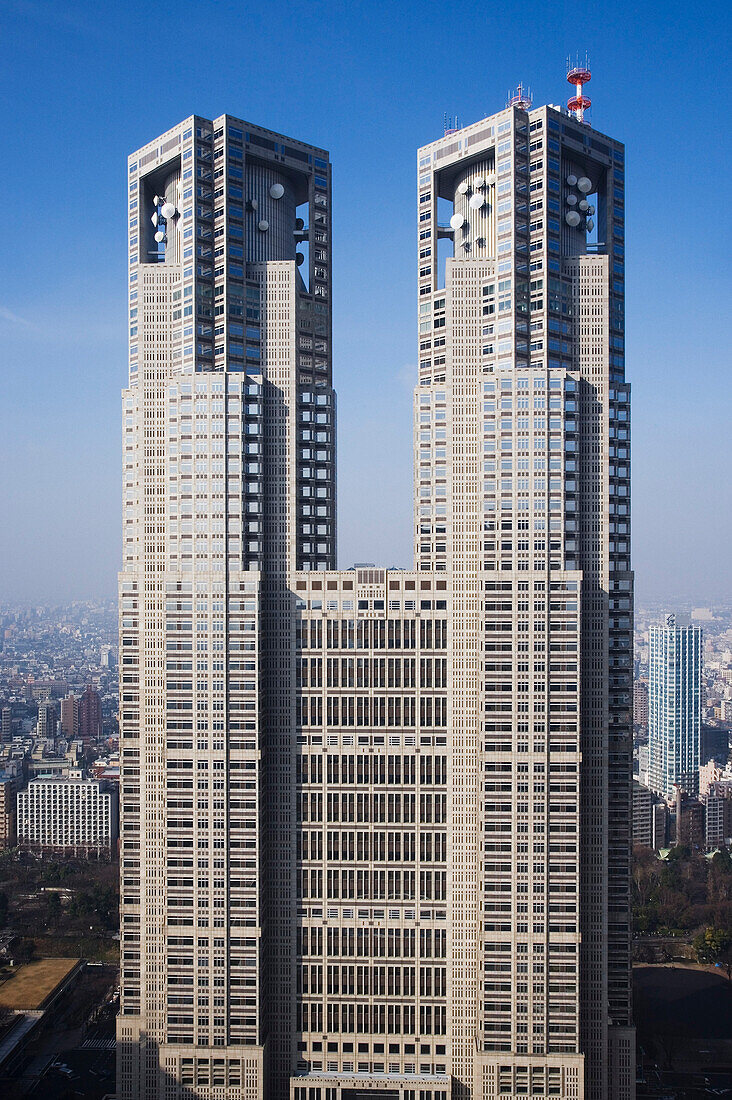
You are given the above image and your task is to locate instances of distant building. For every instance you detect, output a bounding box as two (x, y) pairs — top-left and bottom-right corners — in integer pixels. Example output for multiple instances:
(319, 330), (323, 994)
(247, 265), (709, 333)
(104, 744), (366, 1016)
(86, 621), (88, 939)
(632, 781), (653, 847)
(37, 700), (57, 742)
(0, 775), (17, 847)
(674, 788), (705, 851)
(1, 707), (11, 741)
(17, 777), (118, 857)
(636, 742), (650, 788)
(632, 781), (667, 850)
(691, 607), (715, 621)
(633, 680), (649, 728)
(60, 694), (79, 740)
(701, 723), (730, 767)
(649, 614), (703, 796)
(653, 802), (669, 849)
(100, 645), (116, 669)
(704, 782), (732, 850)
(79, 685), (102, 741)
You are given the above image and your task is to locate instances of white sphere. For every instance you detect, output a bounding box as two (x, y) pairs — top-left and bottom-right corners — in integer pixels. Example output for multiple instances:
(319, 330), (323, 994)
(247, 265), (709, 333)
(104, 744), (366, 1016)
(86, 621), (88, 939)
(269, 183), (285, 199)
(566, 194), (577, 206)
(160, 202), (176, 219)
(578, 199), (589, 212)
(577, 176), (592, 193)
(566, 174), (577, 187)
(565, 211), (581, 227)
(450, 213), (464, 230)
(258, 219), (269, 232)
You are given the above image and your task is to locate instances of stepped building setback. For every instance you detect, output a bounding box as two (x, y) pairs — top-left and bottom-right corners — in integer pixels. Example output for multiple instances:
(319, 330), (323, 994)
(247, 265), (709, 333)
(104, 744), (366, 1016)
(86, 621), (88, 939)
(118, 87), (634, 1100)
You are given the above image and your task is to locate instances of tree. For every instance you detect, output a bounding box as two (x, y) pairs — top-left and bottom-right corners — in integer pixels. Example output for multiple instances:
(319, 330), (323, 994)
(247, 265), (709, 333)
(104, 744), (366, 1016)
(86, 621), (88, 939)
(43, 892), (62, 930)
(693, 926), (731, 963)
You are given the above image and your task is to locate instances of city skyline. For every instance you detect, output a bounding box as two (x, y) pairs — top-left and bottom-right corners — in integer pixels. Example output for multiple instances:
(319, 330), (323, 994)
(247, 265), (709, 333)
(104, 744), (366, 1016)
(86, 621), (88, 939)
(1, 0), (731, 607)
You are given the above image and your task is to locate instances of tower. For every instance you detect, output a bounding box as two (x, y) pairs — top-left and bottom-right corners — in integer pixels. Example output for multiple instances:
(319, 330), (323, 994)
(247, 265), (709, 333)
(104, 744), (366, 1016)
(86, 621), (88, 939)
(413, 93), (633, 1098)
(117, 115), (333, 1100)
(648, 614), (703, 796)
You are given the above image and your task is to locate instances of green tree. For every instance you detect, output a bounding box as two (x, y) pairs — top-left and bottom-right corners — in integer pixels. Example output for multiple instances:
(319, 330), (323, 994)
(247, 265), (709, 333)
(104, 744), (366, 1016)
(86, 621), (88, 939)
(693, 926), (731, 963)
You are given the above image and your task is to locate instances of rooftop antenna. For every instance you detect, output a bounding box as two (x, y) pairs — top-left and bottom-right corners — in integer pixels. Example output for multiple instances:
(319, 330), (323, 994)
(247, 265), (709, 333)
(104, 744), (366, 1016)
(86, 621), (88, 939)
(566, 53), (591, 122)
(507, 82), (533, 111)
(443, 112), (460, 136)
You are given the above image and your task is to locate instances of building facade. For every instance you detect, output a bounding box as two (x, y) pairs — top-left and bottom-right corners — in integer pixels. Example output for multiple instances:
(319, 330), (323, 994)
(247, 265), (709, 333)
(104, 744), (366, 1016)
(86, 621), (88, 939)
(17, 776), (118, 856)
(60, 694), (80, 740)
(648, 615), (702, 796)
(118, 96), (634, 1100)
(0, 775), (17, 847)
(80, 684), (103, 741)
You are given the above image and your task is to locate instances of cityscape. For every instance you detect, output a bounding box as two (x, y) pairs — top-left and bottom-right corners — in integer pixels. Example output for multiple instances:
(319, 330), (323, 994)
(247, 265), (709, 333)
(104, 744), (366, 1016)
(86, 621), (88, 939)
(1, 3), (730, 1100)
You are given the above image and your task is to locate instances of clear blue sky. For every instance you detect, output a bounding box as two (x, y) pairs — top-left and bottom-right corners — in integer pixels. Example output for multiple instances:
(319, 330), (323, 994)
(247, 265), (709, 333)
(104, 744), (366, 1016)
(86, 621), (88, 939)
(1, 0), (730, 606)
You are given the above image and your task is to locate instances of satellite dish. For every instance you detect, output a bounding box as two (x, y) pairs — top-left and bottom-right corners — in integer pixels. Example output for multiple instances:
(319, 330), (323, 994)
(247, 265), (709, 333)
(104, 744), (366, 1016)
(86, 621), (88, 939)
(469, 193), (485, 210)
(457, 181), (469, 195)
(588, 204), (595, 215)
(474, 177), (485, 188)
(151, 212), (159, 227)
(161, 202), (176, 219)
(586, 217), (595, 232)
(153, 195), (161, 206)
(566, 194), (577, 206)
(258, 219), (269, 232)
(476, 236), (486, 246)
(450, 213), (464, 230)
(565, 211), (581, 227)
(295, 217), (304, 230)
(269, 183), (285, 199)
(154, 229), (166, 243)
(250, 198), (258, 211)
(296, 252), (305, 266)
(577, 176), (592, 193)
(578, 199), (589, 212)
(566, 175), (577, 187)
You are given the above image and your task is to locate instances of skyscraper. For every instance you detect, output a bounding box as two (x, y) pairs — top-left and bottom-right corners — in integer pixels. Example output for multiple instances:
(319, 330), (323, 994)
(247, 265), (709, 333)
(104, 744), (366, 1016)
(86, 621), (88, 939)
(119, 86), (634, 1100)
(648, 614), (702, 796)
(117, 113), (334, 1100)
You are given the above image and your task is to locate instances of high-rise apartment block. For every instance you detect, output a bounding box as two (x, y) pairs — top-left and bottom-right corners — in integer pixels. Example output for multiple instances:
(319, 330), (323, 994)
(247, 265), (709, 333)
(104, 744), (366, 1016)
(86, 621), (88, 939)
(118, 88), (634, 1100)
(80, 684), (103, 741)
(60, 693), (80, 740)
(648, 614), (702, 796)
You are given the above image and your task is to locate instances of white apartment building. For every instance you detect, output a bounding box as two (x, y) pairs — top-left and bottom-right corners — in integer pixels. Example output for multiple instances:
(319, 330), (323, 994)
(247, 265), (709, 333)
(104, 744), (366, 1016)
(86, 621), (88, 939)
(17, 776), (118, 856)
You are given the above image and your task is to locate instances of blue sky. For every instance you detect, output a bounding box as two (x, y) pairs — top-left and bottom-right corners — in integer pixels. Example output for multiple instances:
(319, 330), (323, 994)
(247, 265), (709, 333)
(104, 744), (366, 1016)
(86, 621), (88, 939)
(0, 0), (730, 606)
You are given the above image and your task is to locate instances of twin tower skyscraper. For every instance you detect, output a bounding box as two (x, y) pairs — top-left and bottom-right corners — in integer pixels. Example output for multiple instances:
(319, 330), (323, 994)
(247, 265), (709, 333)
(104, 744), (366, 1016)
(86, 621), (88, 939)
(118, 94), (634, 1100)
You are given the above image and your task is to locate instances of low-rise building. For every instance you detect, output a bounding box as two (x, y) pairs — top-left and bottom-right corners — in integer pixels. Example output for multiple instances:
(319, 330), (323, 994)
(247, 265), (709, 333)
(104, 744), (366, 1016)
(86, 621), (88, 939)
(17, 777), (118, 858)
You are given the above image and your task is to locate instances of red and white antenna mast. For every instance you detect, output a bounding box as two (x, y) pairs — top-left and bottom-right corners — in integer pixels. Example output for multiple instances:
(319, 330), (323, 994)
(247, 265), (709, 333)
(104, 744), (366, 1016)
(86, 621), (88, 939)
(566, 56), (591, 123)
(507, 82), (532, 111)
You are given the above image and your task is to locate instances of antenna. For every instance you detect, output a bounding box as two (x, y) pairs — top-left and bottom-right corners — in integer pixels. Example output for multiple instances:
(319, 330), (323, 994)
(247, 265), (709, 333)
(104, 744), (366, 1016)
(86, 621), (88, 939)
(443, 112), (460, 136)
(507, 82), (533, 111)
(566, 54), (591, 123)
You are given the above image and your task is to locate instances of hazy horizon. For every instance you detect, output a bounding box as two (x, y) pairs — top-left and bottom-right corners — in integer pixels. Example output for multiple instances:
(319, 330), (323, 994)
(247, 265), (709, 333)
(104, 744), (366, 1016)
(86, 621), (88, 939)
(1, 0), (730, 608)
